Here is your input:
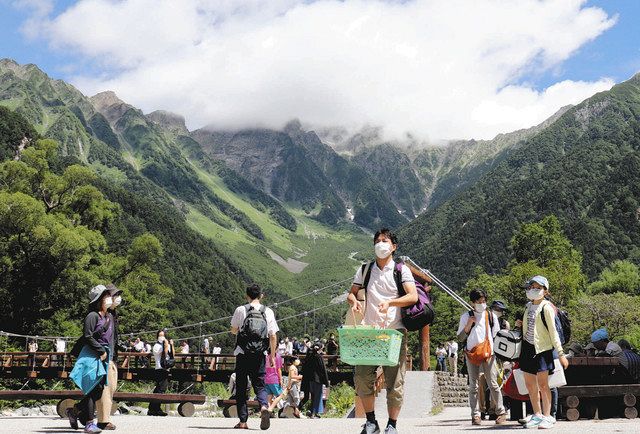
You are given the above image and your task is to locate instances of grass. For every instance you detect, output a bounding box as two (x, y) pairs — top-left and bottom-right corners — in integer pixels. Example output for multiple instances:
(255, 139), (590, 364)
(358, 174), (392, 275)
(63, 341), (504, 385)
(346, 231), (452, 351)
(323, 382), (355, 418)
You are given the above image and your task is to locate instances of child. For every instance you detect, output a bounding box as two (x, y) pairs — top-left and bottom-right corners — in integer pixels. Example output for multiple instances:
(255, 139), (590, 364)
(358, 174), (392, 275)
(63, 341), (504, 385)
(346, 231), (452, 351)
(265, 352), (284, 408)
(519, 276), (569, 429)
(286, 358), (303, 418)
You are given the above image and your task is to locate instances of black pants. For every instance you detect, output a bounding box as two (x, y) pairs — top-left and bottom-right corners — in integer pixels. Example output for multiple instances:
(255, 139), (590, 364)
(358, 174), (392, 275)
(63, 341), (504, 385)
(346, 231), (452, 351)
(77, 382), (104, 424)
(235, 353), (268, 423)
(149, 369), (169, 413)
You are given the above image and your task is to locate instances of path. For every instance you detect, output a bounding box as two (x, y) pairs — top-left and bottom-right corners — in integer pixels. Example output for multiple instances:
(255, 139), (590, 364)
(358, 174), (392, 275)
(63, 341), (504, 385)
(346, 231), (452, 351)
(2, 408), (639, 433)
(374, 371), (435, 418)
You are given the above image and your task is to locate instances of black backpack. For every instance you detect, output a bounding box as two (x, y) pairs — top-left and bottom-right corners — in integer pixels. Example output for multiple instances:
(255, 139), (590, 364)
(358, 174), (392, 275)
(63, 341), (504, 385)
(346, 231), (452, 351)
(159, 342), (175, 369)
(237, 304), (269, 354)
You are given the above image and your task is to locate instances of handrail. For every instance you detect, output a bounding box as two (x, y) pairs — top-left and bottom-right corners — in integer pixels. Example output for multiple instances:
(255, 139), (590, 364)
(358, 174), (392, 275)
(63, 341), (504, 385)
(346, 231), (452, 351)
(400, 256), (473, 311)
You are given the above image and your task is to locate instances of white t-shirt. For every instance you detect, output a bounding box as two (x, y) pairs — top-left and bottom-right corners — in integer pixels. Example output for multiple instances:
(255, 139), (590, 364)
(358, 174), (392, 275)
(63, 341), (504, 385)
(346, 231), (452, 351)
(285, 341), (293, 355)
(525, 303), (543, 344)
(204, 339), (210, 353)
(231, 302), (279, 356)
(457, 310), (500, 352)
(212, 346), (222, 355)
(153, 342), (165, 370)
(55, 339), (66, 353)
(134, 341), (144, 352)
(353, 260), (415, 330)
(181, 344), (189, 354)
(448, 341), (458, 357)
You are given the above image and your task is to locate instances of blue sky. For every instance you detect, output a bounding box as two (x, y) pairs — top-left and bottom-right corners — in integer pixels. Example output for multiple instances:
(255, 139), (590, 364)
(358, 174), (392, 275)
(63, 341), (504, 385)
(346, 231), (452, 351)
(0, 0), (639, 139)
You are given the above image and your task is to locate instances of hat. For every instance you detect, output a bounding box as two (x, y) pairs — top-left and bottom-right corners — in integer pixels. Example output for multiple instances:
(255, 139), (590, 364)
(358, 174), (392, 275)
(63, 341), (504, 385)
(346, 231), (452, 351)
(591, 328), (609, 343)
(88, 284), (109, 304)
(106, 283), (122, 296)
(528, 275), (549, 290)
(490, 300), (508, 311)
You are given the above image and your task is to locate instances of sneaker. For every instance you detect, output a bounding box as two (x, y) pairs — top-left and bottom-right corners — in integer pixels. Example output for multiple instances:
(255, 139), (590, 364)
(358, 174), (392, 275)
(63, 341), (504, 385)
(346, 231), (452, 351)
(518, 415), (532, 426)
(97, 422), (116, 430)
(538, 416), (555, 429)
(83, 422), (102, 433)
(525, 414), (544, 429)
(360, 421), (381, 434)
(471, 416), (482, 426)
(260, 407), (271, 430)
(66, 407), (79, 430)
(384, 425), (398, 434)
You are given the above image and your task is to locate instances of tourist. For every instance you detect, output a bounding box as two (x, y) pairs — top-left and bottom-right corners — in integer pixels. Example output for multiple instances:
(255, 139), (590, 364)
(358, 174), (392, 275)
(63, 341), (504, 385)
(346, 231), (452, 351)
(456, 288), (507, 426)
(230, 284), (279, 430)
(346, 228), (418, 434)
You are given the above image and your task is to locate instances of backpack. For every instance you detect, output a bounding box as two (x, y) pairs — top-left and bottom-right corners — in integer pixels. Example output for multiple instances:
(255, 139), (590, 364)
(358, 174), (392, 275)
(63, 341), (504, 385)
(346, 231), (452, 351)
(540, 302), (571, 345)
(237, 304), (269, 354)
(361, 260), (435, 331)
(159, 342), (175, 369)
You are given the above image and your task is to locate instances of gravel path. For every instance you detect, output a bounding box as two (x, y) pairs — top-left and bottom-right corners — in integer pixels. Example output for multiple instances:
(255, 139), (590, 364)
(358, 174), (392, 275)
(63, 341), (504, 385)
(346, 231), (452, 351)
(2, 407), (639, 433)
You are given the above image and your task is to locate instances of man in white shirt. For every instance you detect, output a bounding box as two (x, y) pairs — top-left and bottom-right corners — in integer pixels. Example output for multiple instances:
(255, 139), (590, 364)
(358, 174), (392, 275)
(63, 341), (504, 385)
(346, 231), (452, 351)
(447, 340), (459, 376)
(456, 289), (506, 426)
(347, 228), (418, 434)
(230, 284), (279, 430)
(149, 330), (169, 416)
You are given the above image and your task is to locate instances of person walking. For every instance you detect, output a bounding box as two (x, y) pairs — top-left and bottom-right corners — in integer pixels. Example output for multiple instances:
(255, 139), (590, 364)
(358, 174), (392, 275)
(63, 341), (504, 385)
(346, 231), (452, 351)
(95, 284), (122, 430)
(326, 333), (339, 371)
(435, 344), (447, 372)
(230, 284), (279, 430)
(285, 357), (303, 418)
(302, 341), (330, 418)
(346, 228), (418, 434)
(148, 330), (171, 416)
(518, 276), (569, 430)
(447, 340), (459, 376)
(67, 285), (114, 433)
(265, 352), (284, 408)
(456, 289), (507, 426)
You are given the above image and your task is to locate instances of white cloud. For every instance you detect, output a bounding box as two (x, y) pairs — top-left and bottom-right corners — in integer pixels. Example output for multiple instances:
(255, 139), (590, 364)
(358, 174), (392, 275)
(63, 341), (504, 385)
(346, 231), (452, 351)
(26, 0), (617, 139)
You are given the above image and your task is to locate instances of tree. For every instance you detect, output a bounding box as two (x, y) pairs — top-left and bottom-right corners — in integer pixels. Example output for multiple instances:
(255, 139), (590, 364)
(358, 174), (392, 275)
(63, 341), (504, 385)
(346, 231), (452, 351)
(589, 260), (640, 295)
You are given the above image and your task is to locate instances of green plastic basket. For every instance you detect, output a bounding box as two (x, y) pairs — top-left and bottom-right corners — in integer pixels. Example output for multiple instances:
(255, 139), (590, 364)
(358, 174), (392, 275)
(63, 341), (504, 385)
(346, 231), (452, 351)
(338, 325), (403, 366)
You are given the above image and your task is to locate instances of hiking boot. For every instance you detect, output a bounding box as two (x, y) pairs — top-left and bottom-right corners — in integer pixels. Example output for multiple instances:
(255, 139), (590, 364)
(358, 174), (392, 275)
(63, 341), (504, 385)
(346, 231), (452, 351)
(83, 422), (102, 433)
(97, 422), (116, 430)
(360, 421), (380, 434)
(495, 413), (507, 425)
(538, 416), (555, 429)
(260, 407), (271, 430)
(519, 415), (532, 425)
(471, 416), (482, 425)
(384, 425), (398, 434)
(525, 414), (544, 429)
(66, 407), (79, 430)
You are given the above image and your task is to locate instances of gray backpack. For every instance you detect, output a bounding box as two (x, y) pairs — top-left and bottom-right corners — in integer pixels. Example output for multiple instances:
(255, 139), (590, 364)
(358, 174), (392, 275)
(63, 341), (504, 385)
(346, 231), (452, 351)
(237, 304), (269, 354)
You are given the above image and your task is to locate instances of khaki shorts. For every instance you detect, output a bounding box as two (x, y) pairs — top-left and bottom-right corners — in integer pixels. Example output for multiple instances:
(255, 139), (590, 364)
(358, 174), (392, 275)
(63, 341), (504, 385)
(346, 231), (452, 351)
(354, 330), (407, 408)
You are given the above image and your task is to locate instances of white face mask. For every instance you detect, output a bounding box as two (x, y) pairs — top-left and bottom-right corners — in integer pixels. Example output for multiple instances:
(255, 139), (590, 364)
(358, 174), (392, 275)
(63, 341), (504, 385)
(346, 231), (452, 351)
(374, 241), (393, 259)
(526, 288), (545, 301)
(113, 296), (122, 307)
(103, 297), (113, 309)
(158, 336), (166, 343)
(494, 310), (503, 318)
(474, 303), (487, 313)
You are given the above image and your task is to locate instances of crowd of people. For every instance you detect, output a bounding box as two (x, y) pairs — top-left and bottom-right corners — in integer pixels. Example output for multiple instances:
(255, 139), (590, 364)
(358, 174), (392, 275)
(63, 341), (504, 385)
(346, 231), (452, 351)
(55, 226), (640, 433)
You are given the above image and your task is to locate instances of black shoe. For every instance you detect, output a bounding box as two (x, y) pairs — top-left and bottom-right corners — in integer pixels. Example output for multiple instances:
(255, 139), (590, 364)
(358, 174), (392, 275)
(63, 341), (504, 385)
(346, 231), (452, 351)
(66, 407), (78, 430)
(260, 407), (271, 430)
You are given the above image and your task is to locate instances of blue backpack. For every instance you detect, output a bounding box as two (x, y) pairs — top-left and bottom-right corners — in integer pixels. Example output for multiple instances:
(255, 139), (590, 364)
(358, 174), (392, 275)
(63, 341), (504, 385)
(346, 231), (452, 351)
(541, 303), (571, 345)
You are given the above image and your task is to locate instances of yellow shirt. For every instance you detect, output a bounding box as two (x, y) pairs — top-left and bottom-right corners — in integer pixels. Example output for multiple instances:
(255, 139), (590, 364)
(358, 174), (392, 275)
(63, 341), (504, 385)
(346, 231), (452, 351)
(522, 300), (565, 357)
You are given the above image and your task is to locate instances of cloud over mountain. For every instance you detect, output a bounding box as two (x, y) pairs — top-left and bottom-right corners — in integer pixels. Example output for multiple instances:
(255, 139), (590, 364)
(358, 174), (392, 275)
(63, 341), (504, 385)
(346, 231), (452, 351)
(24, 0), (616, 140)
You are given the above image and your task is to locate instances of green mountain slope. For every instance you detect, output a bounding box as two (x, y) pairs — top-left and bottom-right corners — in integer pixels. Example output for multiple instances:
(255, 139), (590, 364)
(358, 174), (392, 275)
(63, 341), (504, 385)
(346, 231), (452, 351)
(399, 73), (640, 288)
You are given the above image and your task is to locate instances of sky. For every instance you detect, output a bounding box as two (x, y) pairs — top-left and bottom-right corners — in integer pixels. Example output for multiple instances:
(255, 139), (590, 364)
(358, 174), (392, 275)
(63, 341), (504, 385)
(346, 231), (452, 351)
(1, 0), (639, 141)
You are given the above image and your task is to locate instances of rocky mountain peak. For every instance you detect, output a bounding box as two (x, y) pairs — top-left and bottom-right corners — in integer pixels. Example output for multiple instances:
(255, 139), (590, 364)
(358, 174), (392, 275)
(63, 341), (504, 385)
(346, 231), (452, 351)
(90, 91), (133, 125)
(146, 110), (188, 135)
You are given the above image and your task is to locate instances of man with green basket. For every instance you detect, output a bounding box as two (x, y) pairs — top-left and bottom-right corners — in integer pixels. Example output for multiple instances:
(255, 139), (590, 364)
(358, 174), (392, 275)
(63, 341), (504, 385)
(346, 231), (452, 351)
(346, 228), (418, 434)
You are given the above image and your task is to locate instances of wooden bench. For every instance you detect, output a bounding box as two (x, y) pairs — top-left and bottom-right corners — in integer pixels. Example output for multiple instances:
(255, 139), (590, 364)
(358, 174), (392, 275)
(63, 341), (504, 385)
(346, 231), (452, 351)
(0, 390), (206, 417)
(217, 399), (261, 418)
(559, 385), (640, 421)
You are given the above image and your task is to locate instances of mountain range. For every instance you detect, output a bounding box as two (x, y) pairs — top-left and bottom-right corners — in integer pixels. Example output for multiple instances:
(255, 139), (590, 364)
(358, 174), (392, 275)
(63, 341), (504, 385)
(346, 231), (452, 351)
(1, 57), (639, 338)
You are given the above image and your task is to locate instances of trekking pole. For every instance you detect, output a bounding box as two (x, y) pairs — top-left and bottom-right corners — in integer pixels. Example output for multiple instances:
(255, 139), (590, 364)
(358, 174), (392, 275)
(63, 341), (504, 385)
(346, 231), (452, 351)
(400, 256), (472, 311)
